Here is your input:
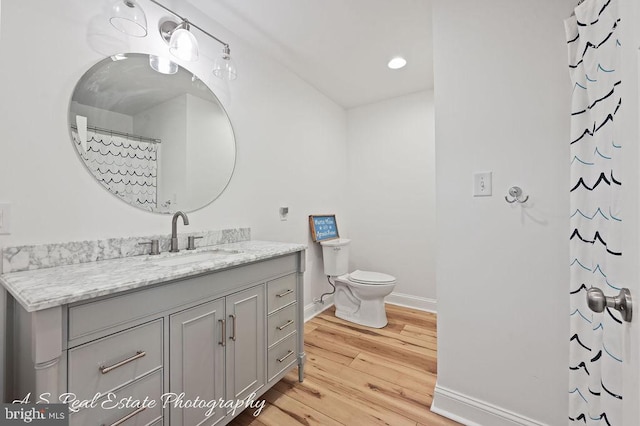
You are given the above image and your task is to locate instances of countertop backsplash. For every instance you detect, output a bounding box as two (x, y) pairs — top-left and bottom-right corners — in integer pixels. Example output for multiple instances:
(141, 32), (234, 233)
(1, 227), (251, 274)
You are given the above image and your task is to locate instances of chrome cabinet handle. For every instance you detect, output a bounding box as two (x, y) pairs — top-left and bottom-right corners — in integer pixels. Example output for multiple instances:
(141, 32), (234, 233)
(587, 287), (633, 322)
(277, 350), (294, 363)
(277, 319), (294, 331)
(229, 314), (237, 341)
(276, 289), (294, 298)
(103, 406), (146, 426)
(99, 351), (146, 374)
(219, 319), (226, 346)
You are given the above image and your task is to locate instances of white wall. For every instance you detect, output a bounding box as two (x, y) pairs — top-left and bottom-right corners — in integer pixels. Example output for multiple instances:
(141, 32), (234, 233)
(185, 94), (235, 209)
(0, 0), (348, 387)
(431, 1), (573, 425)
(71, 102), (134, 134)
(346, 91), (436, 310)
(620, 1), (640, 423)
(135, 94), (189, 209)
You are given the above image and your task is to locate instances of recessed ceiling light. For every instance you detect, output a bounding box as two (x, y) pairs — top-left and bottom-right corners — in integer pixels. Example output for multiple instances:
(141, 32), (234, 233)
(388, 57), (407, 70)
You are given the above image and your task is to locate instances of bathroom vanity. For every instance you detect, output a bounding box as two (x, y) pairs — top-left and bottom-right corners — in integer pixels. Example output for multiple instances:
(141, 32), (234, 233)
(1, 240), (306, 425)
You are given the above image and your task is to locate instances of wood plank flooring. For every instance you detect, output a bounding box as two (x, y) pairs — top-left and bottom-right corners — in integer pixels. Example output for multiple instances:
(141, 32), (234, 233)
(229, 304), (461, 426)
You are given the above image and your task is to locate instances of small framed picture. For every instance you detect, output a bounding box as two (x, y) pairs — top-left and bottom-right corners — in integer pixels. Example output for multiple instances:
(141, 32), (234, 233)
(309, 215), (339, 242)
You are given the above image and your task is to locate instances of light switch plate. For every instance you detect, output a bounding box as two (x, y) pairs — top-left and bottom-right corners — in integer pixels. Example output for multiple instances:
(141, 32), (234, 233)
(0, 203), (11, 235)
(473, 172), (492, 197)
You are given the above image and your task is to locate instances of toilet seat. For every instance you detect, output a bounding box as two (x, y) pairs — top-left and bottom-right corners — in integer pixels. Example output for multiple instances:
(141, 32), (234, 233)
(348, 270), (396, 285)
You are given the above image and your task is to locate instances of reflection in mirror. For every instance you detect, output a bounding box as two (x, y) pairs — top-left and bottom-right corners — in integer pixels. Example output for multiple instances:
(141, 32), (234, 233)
(69, 53), (235, 213)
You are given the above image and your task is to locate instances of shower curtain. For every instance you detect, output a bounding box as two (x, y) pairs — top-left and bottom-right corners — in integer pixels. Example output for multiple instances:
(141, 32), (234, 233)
(72, 129), (158, 210)
(566, 0), (624, 424)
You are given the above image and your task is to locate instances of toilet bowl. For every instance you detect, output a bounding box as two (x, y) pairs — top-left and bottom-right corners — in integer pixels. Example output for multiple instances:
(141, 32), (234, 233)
(334, 270), (396, 328)
(320, 239), (396, 328)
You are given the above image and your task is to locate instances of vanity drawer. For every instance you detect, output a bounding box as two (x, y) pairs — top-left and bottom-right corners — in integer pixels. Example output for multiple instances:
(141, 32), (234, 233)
(68, 319), (163, 401)
(67, 254), (298, 341)
(69, 369), (163, 426)
(267, 302), (297, 347)
(267, 332), (297, 381)
(267, 274), (296, 314)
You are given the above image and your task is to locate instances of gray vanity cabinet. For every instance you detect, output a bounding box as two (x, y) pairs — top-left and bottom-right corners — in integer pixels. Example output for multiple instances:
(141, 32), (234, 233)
(169, 298), (226, 426)
(266, 274), (299, 381)
(224, 285), (266, 403)
(7, 250), (305, 426)
(169, 285), (266, 426)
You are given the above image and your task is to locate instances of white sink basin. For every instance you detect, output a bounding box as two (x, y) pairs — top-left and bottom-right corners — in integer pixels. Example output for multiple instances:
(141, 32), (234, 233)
(151, 249), (241, 267)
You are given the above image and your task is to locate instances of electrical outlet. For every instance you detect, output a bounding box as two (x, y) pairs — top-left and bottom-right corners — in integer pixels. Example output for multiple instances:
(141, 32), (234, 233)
(473, 172), (492, 197)
(0, 203), (11, 235)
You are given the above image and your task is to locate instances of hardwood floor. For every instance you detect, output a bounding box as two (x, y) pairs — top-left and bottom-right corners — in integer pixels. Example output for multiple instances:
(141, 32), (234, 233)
(229, 304), (461, 426)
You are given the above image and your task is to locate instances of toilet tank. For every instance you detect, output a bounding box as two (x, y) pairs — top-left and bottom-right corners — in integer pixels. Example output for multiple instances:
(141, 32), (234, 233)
(320, 238), (350, 276)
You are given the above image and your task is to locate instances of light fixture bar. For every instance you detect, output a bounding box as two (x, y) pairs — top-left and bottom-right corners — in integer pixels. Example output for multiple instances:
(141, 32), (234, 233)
(147, 0), (230, 49)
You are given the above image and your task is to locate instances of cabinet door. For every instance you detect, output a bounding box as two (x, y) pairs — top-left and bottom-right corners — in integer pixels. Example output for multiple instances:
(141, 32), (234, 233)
(170, 298), (226, 426)
(225, 285), (266, 402)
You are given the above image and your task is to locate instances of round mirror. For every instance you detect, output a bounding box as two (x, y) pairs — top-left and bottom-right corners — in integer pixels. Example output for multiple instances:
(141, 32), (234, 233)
(68, 53), (236, 213)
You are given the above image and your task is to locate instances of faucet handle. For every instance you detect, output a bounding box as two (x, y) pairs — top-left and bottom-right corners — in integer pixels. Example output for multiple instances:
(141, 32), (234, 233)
(187, 236), (203, 251)
(139, 240), (160, 255)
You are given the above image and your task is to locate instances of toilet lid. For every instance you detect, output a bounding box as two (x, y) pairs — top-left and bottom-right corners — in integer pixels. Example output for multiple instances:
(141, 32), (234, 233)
(348, 270), (396, 285)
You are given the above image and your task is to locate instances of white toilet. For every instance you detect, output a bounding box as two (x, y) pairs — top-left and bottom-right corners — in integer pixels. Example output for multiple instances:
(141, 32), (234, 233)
(320, 238), (396, 328)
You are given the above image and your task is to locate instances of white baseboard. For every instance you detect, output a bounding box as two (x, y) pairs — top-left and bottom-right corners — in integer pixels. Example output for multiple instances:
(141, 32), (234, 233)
(304, 295), (334, 322)
(431, 384), (548, 426)
(385, 292), (437, 313)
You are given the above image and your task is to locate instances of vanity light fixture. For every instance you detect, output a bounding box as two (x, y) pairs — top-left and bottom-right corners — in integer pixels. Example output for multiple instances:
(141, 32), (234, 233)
(149, 55), (178, 75)
(212, 45), (238, 81)
(150, 0), (238, 80)
(161, 20), (199, 62)
(108, 0), (237, 80)
(109, 0), (148, 37)
(387, 56), (407, 70)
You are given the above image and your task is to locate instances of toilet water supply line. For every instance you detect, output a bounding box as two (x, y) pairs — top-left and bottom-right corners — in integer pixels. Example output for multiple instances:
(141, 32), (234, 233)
(315, 276), (336, 304)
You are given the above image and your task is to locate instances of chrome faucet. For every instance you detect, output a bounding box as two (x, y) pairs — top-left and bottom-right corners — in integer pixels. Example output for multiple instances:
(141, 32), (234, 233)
(170, 211), (190, 252)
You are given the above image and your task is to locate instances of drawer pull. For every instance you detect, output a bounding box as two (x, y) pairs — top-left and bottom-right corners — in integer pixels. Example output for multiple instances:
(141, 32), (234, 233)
(219, 319), (226, 346)
(276, 289), (294, 298)
(99, 351), (146, 374)
(230, 314), (237, 341)
(277, 350), (295, 363)
(277, 319), (295, 331)
(103, 406), (146, 426)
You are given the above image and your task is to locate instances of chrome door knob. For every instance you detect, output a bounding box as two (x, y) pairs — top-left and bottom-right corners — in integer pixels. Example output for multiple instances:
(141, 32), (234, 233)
(586, 287), (633, 323)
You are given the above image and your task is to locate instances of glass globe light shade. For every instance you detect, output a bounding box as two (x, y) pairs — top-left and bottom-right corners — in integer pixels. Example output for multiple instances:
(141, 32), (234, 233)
(213, 49), (237, 81)
(169, 27), (199, 61)
(149, 55), (178, 75)
(109, 0), (148, 37)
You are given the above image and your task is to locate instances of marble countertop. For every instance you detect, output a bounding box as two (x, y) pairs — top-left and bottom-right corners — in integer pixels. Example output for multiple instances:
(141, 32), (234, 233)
(0, 241), (306, 313)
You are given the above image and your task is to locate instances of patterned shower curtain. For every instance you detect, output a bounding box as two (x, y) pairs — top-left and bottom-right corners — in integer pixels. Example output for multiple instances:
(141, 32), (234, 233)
(72, 128), (158, 210)
(566, 0), (624, 424)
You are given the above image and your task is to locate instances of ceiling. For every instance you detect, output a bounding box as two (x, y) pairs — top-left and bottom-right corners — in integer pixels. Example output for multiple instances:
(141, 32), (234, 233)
(188, 0), (433, 109)
(72, 54), (217, 116)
